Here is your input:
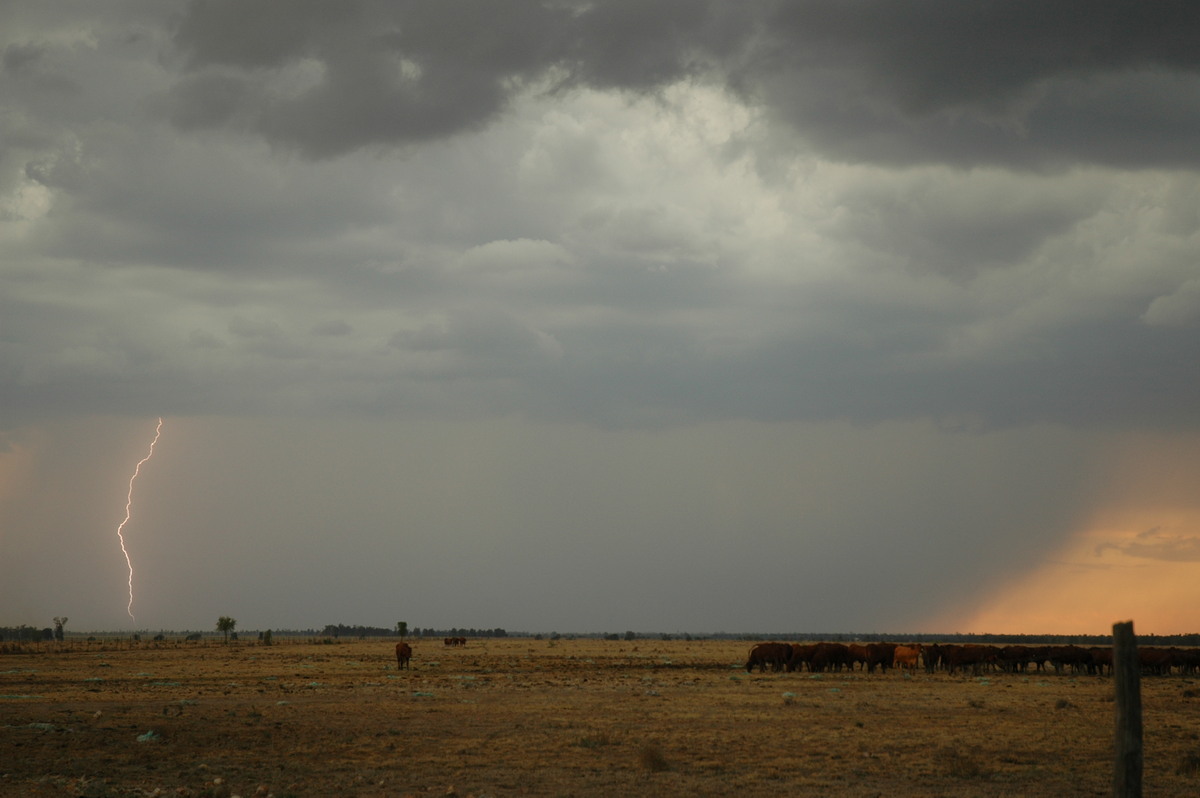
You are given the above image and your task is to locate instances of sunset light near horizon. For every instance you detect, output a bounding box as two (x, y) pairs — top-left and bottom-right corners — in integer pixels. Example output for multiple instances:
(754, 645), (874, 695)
(933, 431), (1200, 636)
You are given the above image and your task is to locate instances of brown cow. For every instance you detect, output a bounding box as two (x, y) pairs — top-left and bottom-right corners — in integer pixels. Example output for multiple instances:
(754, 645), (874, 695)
(943, 644), (997, 675)
(1088, 647), (1112, 676)
(1047, 645), (1090, 675)
(923, 643), (944, 674)
(809, 642), (851, 673)
(998, 645), (1036, 673)
(893, 644), (923, 672)
(1139, 647), (1177, 676)
(787, 643), (818, 672)
(866, 642), (897, 674)
(395, 641), (412, 670)
(746, 642), (791, 673)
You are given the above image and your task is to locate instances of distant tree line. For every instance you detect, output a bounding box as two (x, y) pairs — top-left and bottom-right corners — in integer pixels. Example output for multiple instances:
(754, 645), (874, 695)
(322, 624), (394, 638)
(0, 625), (55, 642)
(414, 627), (508, 639)
(319, 624), (510, 639)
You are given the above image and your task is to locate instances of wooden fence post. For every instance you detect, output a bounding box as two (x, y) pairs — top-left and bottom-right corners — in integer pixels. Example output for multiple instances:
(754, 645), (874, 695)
(1113, 619), (1142, 798)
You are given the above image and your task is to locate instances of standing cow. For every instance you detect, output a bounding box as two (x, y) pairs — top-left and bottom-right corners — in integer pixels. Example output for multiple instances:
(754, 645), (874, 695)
(395, 641), (412, 670)
(892, 644), (923, 672)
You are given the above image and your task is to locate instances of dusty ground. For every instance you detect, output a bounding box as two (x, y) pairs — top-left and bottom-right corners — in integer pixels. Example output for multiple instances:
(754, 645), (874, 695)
(3, 637), (1200, 796)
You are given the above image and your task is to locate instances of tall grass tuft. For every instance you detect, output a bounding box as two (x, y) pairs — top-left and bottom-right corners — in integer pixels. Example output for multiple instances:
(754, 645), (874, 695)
(1177, 752), (1200, 775)
(638, 743), (670, 772)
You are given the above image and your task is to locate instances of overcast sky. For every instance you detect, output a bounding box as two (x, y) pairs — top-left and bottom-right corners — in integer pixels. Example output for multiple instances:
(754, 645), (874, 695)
(4, 1), (1200, 635)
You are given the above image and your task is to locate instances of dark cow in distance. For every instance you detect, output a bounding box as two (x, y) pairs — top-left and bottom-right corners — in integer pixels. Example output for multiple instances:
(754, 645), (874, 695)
(847, 644), (870, 672)
(866, 643), (897, 674)
(395, 641), (412, 670)
(787, 643), (818, 672)
(809, 642), (851, 673)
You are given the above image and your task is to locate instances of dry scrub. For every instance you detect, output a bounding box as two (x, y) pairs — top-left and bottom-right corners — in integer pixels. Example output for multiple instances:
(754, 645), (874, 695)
(3, 637), (1200, 796)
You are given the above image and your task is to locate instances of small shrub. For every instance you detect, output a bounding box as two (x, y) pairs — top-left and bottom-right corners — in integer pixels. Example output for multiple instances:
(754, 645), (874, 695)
(1055, 698), (1074, 710)
(577, 733), (614, 749)
(638, 743), (670, 772)
(937, 747), (987, 780)
(1177, 752), (1200, 775)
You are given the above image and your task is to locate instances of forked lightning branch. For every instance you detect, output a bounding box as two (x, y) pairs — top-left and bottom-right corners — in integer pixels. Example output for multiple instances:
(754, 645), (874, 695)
(115, 417), (163, 622)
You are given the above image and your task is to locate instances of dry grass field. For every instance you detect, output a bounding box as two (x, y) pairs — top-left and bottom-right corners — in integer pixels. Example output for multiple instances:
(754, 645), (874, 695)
(4, 636), (1200, 796)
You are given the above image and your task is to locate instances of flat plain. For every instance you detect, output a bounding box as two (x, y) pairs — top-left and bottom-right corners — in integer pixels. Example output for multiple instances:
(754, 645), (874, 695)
(3, 636), (1200, 796)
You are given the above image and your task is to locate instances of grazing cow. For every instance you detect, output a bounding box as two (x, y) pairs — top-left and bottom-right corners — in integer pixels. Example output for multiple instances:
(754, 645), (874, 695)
(1139, 647), (1177, 676)
(1179, 648), (1200, 676)
(1088, 647), (1112, 676)
(892, 644), (923, 672)
(395, 641), (412, 670)
(943, 644), (997, 675)
(787, 643), (818, 673)
(746, 642), (791, 673)
(809, 642), (851, 673)
(1000, 645), (1049, 673)
(847, 644), (870, 672)
(1047, 645), (1091, 675)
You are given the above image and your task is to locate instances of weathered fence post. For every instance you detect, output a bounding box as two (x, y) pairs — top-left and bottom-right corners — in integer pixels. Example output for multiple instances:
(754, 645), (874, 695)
(1113, 620), (1142, 798)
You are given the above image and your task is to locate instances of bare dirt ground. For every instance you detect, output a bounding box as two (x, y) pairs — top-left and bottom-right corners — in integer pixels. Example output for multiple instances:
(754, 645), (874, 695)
(3, 637), (1200, 796)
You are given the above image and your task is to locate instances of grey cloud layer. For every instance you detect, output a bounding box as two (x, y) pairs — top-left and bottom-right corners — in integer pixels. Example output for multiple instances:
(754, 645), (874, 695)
(2, 1), (1200, 432)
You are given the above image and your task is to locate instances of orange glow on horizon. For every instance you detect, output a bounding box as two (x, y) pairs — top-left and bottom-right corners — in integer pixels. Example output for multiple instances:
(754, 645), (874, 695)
(931, 432), (1200, 636)
(933, 529), (1200, 636)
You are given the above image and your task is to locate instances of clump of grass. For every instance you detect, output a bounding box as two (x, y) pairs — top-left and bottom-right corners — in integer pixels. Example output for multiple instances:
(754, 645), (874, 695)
(638, 743), (670, 772)
(1055, 698), (1074, 710)
(782, 691), (796, 705)
(937, 747), (987, 780)
(577, 732), (615, 749)
(967, 699), (984, 709)
(1177, 752), (1200, 775)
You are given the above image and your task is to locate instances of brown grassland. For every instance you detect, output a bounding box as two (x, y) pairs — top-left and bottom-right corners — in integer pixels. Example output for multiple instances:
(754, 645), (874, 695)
(3, 636), (1200, 796)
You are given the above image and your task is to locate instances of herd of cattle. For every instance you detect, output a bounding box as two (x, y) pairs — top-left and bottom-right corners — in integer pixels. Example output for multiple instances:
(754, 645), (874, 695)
(746, 641), (1200, 677)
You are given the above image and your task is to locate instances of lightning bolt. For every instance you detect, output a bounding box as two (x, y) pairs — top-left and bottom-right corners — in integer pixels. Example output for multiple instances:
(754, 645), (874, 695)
(116, 417), (162, 622)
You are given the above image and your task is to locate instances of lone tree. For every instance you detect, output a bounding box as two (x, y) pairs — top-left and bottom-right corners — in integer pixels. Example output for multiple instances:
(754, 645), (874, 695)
(396, 621), (408, 638)
(52, 617), (68, 642)
(216, 616), (237, 643)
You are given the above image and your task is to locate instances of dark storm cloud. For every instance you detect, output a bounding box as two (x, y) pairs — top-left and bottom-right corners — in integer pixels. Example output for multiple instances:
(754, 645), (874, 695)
(165, 0), (750, 158)
(741, 0), (1200, 168)
(161, 0), (1200, 166)
(4, 0), (1200, 433)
